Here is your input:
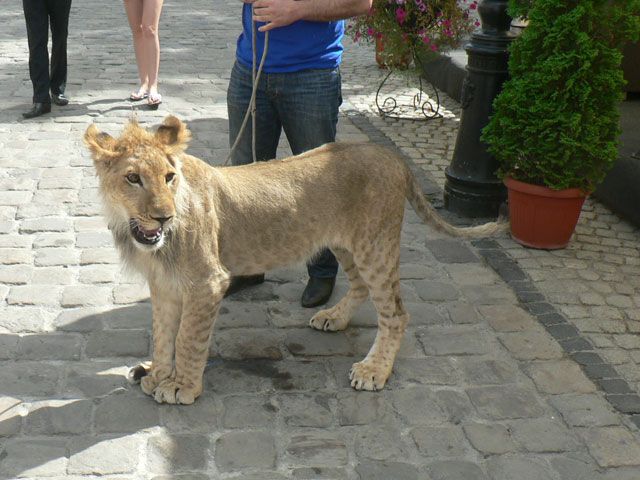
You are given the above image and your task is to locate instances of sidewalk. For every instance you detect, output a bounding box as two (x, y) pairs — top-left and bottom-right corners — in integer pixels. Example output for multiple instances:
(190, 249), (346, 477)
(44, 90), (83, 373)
(1, 1), (640, 479)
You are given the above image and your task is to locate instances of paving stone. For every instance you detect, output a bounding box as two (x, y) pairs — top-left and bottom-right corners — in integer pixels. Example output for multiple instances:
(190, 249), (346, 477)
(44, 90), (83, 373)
(445, 303), (480, 324)
(7, 285), (62, 306)
(355, 461), (419, 480)
(498, 331), (564, 360)
(525, 360), (597, 394)
(63, 363), (129, 397)
(391, 387), (448, 425)
(34, 247), (79, 266)
(412, 280), (460, 301)
(427, 460), (489, 480)
(85, 329), (149, 357)
(286, 432), (348, 466)
(94, 389), (160, 432)
(425, 239), (479, 263)
(280, 393), (333, 427)
(68, 435), (140, 475)
(221, 394), (277, 428)
(485, 456), (555, 480)
(285, 328), (354, 356)
(549, 454), (603, 480)
(62, 285), (113, 307)
(579, 427), (640, 468)
(463, 423), (517, 455)
(433, 388), (476, 425)
(0, 438), (68, 477)
(289, 467), (347, 480)
(467, 386), (546, 420)
(459, 358), (519, 385)
(389, 357), (459, 387)
(215, 431), (276, 471)
(418, 326), (496, 356)
(510, 417), (581, 453)
(147, 433), (211, 473)
(16, 333), (82, 360)
(24, 399), (92, 435)
(461, 284), (517, 304)
(213, 328), (284, 360)
(0, 397), (23, 437)
(204, 360), (274, 394)
(411, 425), (468, 457)
(0, 362), (60, 396)
(479, 304), (541, 332)
(216, 302), (270, 328)
(336, 390), (391, 425)
(112, 283), (150, 304)
(354, 424), (409, 461)
(403, 302), (446, 326)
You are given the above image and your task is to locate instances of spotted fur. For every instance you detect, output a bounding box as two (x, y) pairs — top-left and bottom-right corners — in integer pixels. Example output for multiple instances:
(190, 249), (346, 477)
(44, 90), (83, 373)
(84, 116), (504, 404)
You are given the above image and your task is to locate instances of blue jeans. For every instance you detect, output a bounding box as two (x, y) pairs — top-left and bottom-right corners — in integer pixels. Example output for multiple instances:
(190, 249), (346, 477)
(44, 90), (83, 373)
(227, 60), (341, 278)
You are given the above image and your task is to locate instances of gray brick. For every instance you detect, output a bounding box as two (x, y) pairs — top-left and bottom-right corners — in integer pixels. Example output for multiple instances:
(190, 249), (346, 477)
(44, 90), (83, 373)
(467, 386), (546, 420)
(0, 397), (23, 437)
(486, 456), (555, 480)
(147, 433), (210, 473)
(337, 390), (391, 425)
(113, 283), (150, 303)
(222, 395), (277, 428)
(390, 357), (459, 387)
(16, 333), (82, 360)
(0, 438), (67, 477)
(549, 455), (603, 480)
(498, 331), (564, 360)
(24, 399), (92, 435)
(7, 284), (61, 306)
(31, 266), (76, 284)
(525, 360), (597, 394)
(510, 418), (580, 453)
(285, 328), (354, 356)
(160, 395), (220, 432)
(411, 426), (468, 457)
(550, 394), (622, 427)
(95, 390), (159, 432)
(80, 247), (120, 264)
(459, 358), (519, 385)
(425, 239), (479, 263)
(418, 326), (496, 355)
(216, 302), (270, 328)
(0, 362), (60, 396)
(213, 328), (284, 360)
(215, 431), (276, 471)
(446, 303), (480, 324)
(0, 264), (32, 284)
(434, 389), (476, 424)
(427, 460), (489, 480)
(461, 284), (517, 304)
(355, 461), (419, 480)
(86, 329), (149, 357)
(20, 217), (72, 233)
(63, 362), (129, 397)
(0, 306), (54, 333)
(0, 190), (32, 206)
(280, 393), (333, 427)
(412, 280), (459, 301)
(294, 467), (349, 480)
(204, 360), (274, 394)
(286, 432), (347, 466)
(463, 423), (517, 455)
(78, 264), (119, 283)
(68, 435), (141, 474)
(0, 248), (32, 264)
(579, 427), (640, 468)
(35, 247), (79, 266)
(391, 387), (448, 425)
(62, 285), (112, 307)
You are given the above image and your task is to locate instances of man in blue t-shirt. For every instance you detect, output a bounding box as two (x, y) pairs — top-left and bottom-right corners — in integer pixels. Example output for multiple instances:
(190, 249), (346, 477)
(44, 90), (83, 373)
(225, 0), (372, 307)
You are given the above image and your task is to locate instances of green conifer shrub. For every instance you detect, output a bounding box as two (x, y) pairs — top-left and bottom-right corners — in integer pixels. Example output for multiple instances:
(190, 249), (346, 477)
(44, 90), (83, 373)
(481, 0), (640, 192)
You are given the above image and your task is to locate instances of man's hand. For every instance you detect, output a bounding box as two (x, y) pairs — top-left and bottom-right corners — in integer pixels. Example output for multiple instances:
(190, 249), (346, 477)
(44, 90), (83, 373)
(252, 0), (302, 32)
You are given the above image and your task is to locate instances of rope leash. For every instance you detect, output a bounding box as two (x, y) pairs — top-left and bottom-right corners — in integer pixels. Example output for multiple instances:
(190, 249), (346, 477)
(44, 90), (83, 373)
(224, 6), (269, 166)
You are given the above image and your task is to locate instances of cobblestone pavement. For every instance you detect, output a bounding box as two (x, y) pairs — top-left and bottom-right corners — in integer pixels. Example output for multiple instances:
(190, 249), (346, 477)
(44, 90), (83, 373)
(1, 1), (640, 479)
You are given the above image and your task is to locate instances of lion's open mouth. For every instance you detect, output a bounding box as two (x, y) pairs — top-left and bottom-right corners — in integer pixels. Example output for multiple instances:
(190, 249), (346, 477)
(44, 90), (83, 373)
(130, 223), (163, 245)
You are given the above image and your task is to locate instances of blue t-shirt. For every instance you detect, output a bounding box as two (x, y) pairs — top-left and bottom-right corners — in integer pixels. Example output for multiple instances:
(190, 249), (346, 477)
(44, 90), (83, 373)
(236, 3), (344, 73)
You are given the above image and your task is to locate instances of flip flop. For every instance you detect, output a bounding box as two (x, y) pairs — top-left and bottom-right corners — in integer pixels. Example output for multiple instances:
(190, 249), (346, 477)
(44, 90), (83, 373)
(148, 93), (162, 109)
(129, 88), (149, 101)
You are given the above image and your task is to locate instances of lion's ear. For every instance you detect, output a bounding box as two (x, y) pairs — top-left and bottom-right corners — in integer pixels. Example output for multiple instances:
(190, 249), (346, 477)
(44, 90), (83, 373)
(84, 124), (120, 168)
(156, 115), (191, 153)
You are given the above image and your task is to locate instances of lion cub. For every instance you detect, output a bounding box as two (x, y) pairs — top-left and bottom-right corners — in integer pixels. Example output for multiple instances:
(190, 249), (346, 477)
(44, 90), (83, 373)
(84, 116), (502, 404)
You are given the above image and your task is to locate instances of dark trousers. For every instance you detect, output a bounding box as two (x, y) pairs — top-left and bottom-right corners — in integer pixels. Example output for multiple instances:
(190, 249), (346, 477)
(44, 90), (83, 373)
(23, 0), (72, 103)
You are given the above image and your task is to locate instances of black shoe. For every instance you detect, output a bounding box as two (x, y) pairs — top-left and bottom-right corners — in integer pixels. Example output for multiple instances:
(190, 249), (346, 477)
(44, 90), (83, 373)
(22, 102), (51, 119)
(301, 276), (336, 308)
(52, 93), (69, 106)
(224, 274), (265, 298)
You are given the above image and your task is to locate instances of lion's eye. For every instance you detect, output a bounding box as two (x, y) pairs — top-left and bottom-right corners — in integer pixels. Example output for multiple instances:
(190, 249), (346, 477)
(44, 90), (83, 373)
(126, 173), (141, 185)
(165, 172), (176, 184)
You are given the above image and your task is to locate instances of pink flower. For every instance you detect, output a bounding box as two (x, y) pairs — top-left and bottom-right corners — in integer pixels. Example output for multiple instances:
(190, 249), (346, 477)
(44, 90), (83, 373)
(469, 1), (478, 9)
(474, 20), (481, 27)
(395, 7), (407, 24)
(430, 44), (438, 51)
(367, 27), (375, 36)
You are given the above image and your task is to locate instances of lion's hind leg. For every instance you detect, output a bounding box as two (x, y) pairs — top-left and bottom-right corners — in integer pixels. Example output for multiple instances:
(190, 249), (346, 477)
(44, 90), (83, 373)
(310, 248), (369, 332)
(349, 241), (408, 391)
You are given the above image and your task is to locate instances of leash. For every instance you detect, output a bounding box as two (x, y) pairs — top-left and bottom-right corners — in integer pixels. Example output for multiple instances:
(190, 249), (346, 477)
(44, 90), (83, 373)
(224, 6), (269, 166)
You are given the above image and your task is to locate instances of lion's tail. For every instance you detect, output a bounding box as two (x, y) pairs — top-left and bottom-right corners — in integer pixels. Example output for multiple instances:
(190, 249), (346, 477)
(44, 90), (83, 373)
(405, 167), (508, 238)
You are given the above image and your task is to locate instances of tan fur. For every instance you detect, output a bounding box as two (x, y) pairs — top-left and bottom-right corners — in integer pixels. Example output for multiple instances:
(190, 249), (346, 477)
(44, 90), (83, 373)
(84, 116), (504, 404)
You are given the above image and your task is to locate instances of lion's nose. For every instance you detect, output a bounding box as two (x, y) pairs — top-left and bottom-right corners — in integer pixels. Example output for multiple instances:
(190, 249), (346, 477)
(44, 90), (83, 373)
(151, 215), (173, 226)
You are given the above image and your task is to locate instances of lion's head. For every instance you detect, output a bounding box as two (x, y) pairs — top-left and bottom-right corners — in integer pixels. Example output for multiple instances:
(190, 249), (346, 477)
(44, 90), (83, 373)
(84, 116), (192, 252)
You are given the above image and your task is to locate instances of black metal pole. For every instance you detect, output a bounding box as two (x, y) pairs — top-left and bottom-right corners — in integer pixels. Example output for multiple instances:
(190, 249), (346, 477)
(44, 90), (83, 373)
(443, 0), (516, 218)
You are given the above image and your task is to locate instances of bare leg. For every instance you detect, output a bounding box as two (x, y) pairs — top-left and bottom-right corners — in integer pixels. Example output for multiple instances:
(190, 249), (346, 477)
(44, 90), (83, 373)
(141, 0), (163, 96)
(309, 248), (369, 331)
(123, 0), (148, 93)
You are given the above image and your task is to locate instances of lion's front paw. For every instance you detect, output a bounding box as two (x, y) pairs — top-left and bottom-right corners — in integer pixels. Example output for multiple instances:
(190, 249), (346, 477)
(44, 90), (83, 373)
(349, 360), (390, 391)
(309, 308), (349, 332)
(152, 379), (201, 405)
(141, 374), (160, 395)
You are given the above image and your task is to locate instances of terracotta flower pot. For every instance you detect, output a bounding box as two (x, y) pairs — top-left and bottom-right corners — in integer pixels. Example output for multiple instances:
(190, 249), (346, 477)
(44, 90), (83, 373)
(505, 177), (588, 250)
